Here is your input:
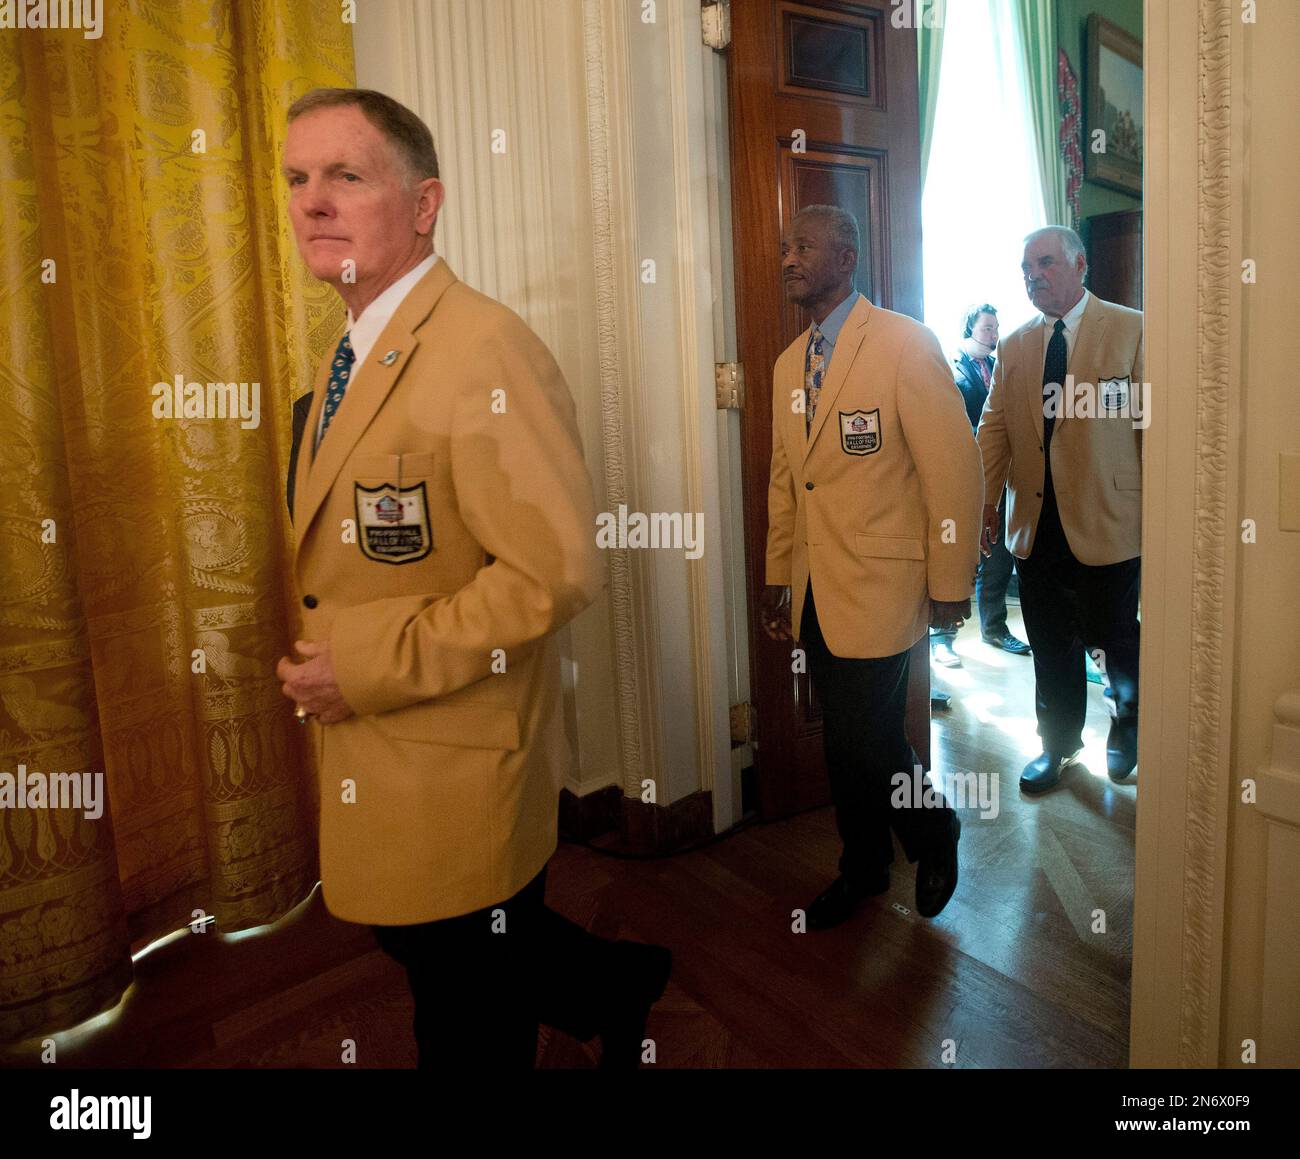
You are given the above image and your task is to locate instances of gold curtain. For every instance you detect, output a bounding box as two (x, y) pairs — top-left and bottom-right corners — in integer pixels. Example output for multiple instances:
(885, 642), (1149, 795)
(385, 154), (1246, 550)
(0, 1), (353, 1044)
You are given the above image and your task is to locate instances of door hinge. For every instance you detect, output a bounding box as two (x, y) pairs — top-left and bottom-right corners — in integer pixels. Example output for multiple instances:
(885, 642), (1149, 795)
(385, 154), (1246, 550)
(715, 361), (745, 409)
(702, 1), (732, 51)
(730, 701), (754, 746)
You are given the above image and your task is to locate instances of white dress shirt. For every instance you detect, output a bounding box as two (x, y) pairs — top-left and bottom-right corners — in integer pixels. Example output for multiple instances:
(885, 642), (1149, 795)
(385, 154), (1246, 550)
(317, 252), (440, 444)
(1040, 287), (1090, 369)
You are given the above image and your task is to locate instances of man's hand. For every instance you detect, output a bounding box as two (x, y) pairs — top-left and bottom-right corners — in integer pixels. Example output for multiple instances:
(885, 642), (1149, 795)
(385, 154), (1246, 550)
(759, 584), (792, 641)
(980, 503), (1000, 557)
(930, 598), (971, 632)
(277, 640), (354, 725)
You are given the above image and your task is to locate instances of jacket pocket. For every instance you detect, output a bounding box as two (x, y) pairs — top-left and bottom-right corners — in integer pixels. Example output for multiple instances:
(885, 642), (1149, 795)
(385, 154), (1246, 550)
(855, 533), (925, 560)
(352, 453), (399, 482)
(382, 702), (521, 750)
(1113, 471), (1142, 491)
(400, 452), (436, 477)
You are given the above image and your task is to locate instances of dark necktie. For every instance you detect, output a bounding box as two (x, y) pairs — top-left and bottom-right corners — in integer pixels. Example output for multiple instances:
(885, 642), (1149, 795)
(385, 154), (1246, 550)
(1042, 319), (1067, 447)
(316, 332), (355, 451)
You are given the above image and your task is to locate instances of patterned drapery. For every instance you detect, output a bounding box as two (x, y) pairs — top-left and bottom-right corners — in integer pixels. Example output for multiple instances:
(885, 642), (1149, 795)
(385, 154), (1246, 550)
(0, 1), (352, 1044)
(1013, 0), (1070, 226)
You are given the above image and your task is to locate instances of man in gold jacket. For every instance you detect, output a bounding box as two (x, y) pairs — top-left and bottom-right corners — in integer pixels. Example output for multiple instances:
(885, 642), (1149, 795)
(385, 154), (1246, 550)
(760, 206), (984, 930)
(977, 225), (1144, 791)
(277, 88), (669, 1069)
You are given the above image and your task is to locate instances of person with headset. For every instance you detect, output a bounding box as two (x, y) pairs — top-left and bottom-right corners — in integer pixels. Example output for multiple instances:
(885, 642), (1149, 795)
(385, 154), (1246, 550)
(931, 304), (1031, 670)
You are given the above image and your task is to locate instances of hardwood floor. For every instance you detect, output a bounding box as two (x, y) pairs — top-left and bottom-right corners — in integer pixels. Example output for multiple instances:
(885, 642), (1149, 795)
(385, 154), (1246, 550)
(7, 605), (1134, 1069)
(537, 610), (1134, 1069)
(537, 603), (1133, 1069)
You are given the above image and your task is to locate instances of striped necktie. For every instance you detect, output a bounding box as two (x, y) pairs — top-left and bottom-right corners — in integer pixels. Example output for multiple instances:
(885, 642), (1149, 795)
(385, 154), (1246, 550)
(316, 332), (355, 451)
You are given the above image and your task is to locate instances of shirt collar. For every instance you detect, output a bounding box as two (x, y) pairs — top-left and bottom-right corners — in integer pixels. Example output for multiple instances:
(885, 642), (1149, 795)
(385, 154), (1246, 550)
(346, 251), (440, 367)
(811, 288), (861, 349)
(1042, 287), (1090, 336)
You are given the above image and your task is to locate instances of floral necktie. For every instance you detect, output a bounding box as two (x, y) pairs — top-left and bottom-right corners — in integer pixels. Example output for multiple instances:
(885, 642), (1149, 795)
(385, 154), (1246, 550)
(805, 326), (825, 435)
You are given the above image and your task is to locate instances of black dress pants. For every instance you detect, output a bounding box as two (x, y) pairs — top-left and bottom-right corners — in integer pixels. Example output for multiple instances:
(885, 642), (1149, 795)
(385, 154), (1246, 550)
(370, 863), (614, 1069)
(976, 488), (1016, 639)
(801, 583), (954, 885)
(1015, 488), (1140, 753)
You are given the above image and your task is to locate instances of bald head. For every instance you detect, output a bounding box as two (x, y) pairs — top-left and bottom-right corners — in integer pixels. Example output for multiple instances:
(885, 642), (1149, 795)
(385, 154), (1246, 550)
(782, 204), (860, 322)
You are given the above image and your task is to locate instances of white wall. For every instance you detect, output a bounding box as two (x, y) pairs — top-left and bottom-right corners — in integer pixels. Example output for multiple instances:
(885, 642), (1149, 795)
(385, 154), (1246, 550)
(1218, 0), (1300, 1066)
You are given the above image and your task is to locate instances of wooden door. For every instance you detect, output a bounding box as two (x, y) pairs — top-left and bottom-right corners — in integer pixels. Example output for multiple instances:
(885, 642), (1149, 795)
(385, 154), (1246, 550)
(1084, 209), (1143, 308)
(728, 0), (929, 819)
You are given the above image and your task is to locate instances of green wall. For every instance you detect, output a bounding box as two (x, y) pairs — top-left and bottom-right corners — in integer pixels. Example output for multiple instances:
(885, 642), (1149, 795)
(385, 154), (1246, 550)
(1057, 0), (1144, 222)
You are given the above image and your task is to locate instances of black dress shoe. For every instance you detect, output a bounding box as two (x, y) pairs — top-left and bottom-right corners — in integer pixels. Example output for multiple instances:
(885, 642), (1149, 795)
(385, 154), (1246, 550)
(806, 871), (889, 930)
(1019, 748), (1083, 793)
(982, 631), (1031, 655)
(1106, 719), (1138, 781)
(597, 940), (673, 1069)
(915, 812), (961, 918)
(931, 690), (952, 711)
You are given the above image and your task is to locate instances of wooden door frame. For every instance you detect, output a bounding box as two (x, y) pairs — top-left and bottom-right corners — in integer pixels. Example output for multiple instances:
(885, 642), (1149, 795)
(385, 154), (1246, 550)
(1130, 0), (1237, 1068)
(727, 0), (931, 821)
(709, 0), (1239, 1067)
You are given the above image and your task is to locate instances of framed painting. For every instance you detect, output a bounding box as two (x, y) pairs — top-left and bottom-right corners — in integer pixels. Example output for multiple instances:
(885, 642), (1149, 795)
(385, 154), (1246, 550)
(1085, 14), (1143, 196)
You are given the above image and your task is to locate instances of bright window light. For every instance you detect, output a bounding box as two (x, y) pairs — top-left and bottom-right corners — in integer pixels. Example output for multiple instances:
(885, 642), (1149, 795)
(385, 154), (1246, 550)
(922, 0), (1049, 353)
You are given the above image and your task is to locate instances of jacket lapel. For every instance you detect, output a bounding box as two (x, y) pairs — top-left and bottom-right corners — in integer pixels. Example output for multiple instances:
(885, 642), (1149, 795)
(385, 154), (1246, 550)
(293, 260), (459, 547)
(785, 325), (812, 465)
(1025, 294), (1112, 434)
(1064, 294), (1110, 423)
(1023, 319), (1048, 435)
(804, 294), (872, 462)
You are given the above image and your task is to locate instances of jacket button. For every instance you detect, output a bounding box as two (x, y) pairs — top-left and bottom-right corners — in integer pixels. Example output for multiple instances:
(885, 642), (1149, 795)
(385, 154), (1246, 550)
(1035, 492), (1043, 498)
(805, 482), (814, 491)
(303, 595), (318, 609)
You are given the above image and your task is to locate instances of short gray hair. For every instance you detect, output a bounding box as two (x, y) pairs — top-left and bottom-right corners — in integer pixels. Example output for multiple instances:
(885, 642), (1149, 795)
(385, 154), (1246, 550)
(1025, 225), (1087, 270)
(288, 87), (439, 189)
(794, 204), (860, 263)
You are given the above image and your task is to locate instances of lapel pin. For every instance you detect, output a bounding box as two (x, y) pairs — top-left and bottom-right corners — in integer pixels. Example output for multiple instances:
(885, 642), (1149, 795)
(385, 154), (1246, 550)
(379, 349), (400, 366)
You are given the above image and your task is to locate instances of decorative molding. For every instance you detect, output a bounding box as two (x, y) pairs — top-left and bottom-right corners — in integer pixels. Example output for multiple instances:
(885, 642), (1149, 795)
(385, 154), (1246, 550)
(582, 0), (650, 801)
(1134, 0), (1240, 1068)
(1179, 0), (1234, 1069)
(667, 3), (721, 797)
